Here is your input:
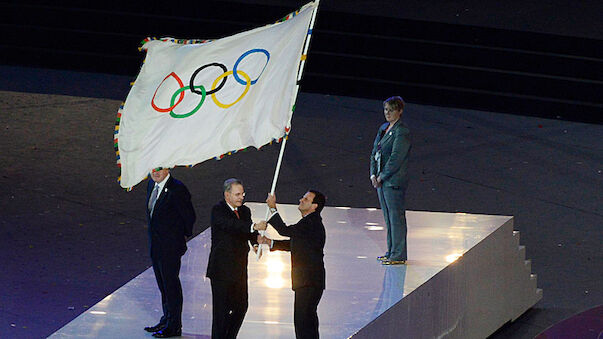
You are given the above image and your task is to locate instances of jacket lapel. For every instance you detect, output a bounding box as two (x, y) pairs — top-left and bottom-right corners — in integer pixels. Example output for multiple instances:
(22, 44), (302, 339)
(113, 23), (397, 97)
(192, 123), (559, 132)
(220, 200), (238, 219)
(152, 177), (172, 215)
(378, 121), (398, 146)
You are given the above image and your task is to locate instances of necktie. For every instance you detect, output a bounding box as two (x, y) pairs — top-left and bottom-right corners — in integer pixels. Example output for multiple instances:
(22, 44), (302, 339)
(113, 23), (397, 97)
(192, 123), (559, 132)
(148, 184), (159, 215)
(234, 209), (240, 219)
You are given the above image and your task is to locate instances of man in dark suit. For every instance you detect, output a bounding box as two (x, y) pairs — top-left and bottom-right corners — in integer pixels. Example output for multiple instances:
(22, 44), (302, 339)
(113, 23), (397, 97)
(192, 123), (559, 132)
(206, 178), (266, 339)
(144, 168), (196, 338)
(258, 190), (327, 339)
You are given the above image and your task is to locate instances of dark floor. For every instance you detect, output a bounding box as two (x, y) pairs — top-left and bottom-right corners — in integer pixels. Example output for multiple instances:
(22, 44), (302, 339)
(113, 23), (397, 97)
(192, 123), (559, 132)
(0, 66), (601, 338)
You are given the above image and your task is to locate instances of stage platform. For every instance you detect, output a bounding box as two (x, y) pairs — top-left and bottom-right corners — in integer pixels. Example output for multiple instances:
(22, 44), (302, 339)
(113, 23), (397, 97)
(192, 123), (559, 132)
(49, 203), (541, 338)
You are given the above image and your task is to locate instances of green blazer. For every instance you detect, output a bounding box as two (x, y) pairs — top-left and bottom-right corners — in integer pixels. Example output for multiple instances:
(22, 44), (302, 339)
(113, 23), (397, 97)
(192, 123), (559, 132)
(370, 120), (411, 187)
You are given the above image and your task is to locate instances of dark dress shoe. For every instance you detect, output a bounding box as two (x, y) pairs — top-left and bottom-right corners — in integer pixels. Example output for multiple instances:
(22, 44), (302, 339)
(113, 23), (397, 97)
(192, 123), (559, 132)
(153, 328), (182, 338)
(382, 259), (406, 265)
(144, 323), (165, 333)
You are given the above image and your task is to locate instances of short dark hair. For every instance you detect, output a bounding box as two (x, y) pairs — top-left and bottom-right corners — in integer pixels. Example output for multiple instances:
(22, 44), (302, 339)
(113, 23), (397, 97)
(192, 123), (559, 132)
(383, 96), (405, 111)
(309, 189), (326, 214)
(223, 178), (243, 192)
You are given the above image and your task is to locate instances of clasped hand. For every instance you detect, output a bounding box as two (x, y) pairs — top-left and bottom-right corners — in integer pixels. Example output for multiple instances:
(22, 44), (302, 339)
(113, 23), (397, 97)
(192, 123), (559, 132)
(253, 220), (267, 231)
(371, 176), (382, 188)
(257, 235), (271, 245)
(266, 193), (277, 208)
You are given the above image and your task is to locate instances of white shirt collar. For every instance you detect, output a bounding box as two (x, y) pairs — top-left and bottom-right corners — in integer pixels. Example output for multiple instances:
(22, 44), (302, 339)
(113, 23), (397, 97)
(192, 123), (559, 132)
(154, 173), (170, 195)
(226, 201), (237, 211)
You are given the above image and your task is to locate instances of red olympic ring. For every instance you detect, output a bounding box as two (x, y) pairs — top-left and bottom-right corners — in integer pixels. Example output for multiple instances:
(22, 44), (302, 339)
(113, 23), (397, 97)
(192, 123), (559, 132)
(151, 72), (185, 113)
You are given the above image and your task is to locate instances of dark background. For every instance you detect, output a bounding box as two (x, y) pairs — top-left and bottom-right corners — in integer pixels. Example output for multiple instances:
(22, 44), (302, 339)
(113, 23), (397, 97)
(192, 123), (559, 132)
(1, 1), (602, 338)
(2, 0), (602, 123)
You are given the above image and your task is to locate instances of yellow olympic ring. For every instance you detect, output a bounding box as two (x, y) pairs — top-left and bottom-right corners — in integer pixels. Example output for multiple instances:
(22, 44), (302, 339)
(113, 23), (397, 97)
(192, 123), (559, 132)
(210, 70), (251, 109)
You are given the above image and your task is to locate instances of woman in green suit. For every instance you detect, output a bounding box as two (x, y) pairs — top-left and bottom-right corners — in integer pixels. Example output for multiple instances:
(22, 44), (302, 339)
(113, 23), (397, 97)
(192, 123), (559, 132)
(370, 96), (411, 265)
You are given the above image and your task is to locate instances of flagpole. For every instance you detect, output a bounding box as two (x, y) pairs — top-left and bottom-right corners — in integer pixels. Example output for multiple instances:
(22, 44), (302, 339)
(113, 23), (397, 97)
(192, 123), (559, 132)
(257, 0), (321, 259)
(269, 0), (320, 196)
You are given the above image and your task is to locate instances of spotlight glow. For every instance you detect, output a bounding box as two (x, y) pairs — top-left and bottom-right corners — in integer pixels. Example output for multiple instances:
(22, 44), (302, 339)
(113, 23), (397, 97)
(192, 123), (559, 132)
(445, 253), (463, 263)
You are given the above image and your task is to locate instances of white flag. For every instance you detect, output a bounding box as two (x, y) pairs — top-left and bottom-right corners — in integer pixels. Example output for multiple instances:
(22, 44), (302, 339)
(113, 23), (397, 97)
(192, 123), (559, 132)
(116, 3), (316, 188)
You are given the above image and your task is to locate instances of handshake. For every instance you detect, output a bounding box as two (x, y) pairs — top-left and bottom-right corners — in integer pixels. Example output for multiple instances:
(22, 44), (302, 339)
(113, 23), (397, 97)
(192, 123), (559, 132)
(252, 234), (272, 254)
(257, 234), (271, 245)
(252, 223), (272, 254)
(251, 222), (274, 245)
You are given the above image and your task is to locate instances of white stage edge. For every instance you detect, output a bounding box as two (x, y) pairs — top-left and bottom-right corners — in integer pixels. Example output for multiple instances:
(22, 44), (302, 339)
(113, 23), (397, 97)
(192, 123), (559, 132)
(49, 203), (541, 338)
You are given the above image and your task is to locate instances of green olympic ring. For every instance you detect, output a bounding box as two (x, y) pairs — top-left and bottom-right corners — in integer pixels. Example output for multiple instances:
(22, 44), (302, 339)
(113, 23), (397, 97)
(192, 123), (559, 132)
(169, 85), (206, 118)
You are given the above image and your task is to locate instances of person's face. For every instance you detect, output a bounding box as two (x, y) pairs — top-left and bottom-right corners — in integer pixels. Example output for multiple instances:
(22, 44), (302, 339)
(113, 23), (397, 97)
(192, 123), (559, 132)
(150, 168), (169, 183)
(225, 183), (245, 208)
(298, 191), (317, 214)
(383, 103), (402, 123)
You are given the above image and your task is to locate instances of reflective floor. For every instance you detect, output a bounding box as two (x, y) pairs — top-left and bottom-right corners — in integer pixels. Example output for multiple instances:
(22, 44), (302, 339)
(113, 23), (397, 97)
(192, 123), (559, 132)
(50, 203), (511, 338)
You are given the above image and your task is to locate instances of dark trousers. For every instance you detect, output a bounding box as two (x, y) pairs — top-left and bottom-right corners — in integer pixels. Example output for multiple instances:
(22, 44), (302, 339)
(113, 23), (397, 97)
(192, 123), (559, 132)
(210, 278), (248, 339)
(294, 286), (324, 339)
(151, 254), (183, 330)
(377, 185), (408, 261)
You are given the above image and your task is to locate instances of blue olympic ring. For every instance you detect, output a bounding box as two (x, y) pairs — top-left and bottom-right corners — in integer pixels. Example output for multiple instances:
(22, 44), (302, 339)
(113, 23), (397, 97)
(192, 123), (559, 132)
(233, 49), (270, 86)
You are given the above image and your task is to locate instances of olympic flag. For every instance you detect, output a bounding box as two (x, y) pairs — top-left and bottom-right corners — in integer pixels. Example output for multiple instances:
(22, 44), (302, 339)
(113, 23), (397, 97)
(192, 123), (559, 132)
(116, 2), (317, 188)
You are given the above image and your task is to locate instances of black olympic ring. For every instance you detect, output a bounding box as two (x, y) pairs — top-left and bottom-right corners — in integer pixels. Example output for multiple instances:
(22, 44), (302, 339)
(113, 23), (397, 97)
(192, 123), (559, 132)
(189, 63), (228, 96)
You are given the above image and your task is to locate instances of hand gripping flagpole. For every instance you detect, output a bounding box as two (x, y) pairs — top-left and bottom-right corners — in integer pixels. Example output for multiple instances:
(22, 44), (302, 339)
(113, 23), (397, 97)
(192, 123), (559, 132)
(257, 0), (321, 260)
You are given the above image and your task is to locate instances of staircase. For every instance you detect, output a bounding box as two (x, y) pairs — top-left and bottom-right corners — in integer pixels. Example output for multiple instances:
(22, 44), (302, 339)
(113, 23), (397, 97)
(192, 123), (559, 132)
(511, 230), (543, 320)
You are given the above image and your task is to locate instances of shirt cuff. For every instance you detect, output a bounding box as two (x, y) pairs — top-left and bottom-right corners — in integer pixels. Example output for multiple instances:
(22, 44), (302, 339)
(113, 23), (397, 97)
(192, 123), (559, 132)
(250, 222), (255, 232)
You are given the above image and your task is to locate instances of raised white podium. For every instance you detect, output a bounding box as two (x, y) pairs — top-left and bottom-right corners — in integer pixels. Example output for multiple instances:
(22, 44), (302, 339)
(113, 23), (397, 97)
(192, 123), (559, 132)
(50, 203), (541, 338)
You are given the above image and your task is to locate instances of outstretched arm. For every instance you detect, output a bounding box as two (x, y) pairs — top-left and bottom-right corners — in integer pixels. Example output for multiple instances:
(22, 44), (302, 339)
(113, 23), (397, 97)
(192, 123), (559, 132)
(257, 235), (290, 252)
(211, 205), (254, 234)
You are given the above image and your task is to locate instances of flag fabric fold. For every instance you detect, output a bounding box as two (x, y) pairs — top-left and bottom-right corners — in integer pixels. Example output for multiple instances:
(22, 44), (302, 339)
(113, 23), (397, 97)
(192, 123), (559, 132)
(116, 2), (316, 188)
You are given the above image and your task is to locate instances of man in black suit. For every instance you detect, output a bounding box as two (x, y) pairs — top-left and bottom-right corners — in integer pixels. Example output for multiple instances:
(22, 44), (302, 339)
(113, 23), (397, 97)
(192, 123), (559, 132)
(258, 190), (327, 339)
(206, 178), (267, 338)
(144, 168), (196, 338)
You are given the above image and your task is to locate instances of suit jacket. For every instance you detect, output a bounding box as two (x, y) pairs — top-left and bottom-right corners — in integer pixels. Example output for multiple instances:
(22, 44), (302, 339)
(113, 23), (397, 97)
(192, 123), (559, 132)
(370, 120), (411, 187)
(269, 212), (326, 290)
(146, 176), (196, 259)
(206, 200), (258, 282)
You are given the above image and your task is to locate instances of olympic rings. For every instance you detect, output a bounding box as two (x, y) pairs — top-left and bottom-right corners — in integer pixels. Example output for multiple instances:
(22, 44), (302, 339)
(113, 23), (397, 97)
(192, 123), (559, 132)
(211, 71), (251, 109)
(169, 85), (205, 118)
(150, 48), (270, 118)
